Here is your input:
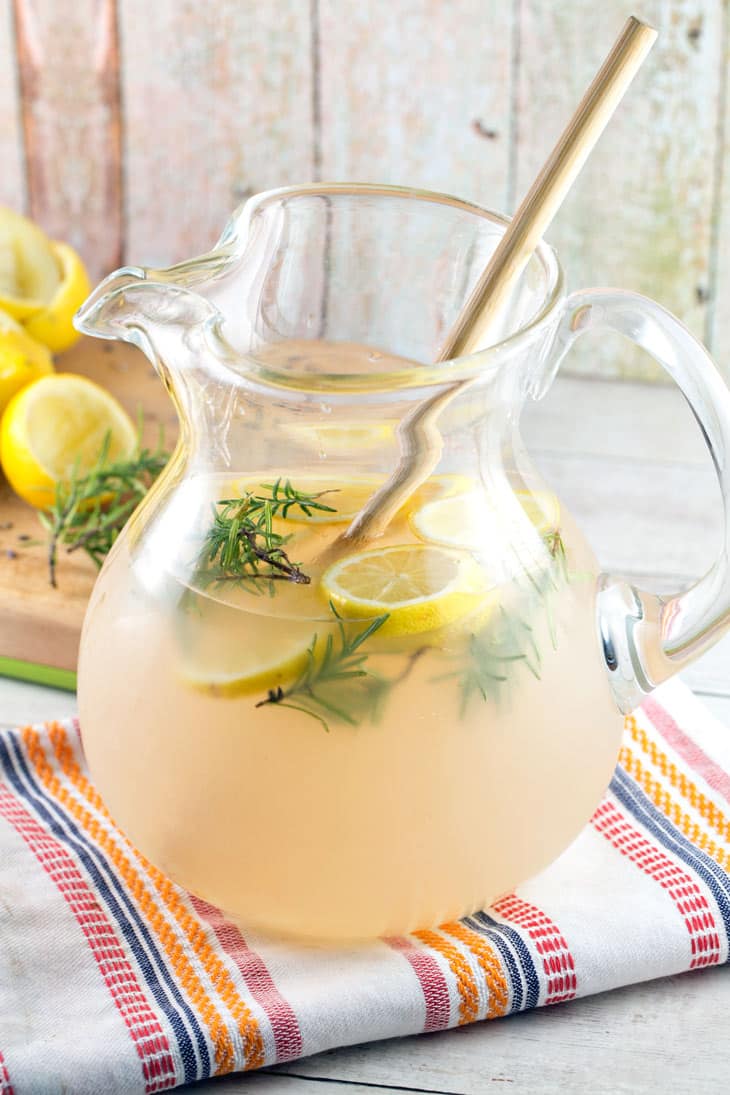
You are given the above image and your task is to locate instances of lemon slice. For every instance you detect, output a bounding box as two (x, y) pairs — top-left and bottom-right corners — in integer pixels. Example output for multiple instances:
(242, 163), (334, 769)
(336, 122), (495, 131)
(176, 598), (315, 697)
(24, 241), (90, 352)
(409, 491), (490, 551)
(228, 475), (382, 525)
(410, 488), (561, 550)
(227, 472), (474, 527)
(321, 543), (487, 636)
(514, 489), (561, 534)
(407, 473), (473, 510)
(0, 373), (137, 508)
(0, 309), (54, 415)
(0, 207), (60, 319)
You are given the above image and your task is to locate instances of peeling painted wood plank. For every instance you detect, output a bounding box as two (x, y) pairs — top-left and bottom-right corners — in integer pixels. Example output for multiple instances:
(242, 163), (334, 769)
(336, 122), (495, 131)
(317, 0), (513, 211)
(118, 1), (314, 268)
(13, 0), (123, 280)
(0, 2), (25, 210)
(709, 9), (730, 377)
(516, 1), (724, 380)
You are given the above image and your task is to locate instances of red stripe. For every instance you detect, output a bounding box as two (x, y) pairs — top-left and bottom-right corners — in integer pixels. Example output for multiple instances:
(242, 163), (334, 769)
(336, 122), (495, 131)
(188, 896), (303, 1063)
(642, 697), (730, 806)
(0, 1049), (14, 1095)
(0, 786), (177, 1092)
(493, 895), (577, 1004)
(592, 797), (721, 969)
(386, 936), (452, 1031)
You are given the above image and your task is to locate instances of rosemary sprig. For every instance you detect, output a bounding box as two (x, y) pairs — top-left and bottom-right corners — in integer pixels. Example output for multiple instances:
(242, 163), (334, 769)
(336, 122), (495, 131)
(437, 604), (542, 717)
(544, 528), (569, 585)
(39, 426), (169, 587)
(444, 527), (570, 715)
(199, 479), (337, 587)
(256, 604), (400, 731)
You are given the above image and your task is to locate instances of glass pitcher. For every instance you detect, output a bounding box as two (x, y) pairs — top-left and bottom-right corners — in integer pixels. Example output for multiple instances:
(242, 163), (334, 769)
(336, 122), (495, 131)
(75, 184), (730, 941)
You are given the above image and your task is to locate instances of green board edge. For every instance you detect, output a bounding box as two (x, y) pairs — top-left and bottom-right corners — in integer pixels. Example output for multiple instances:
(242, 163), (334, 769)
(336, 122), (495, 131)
(0, 655), (77, 692)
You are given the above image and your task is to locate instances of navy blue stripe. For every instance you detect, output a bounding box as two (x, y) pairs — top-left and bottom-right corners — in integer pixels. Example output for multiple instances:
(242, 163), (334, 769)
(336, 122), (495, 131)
(610, 767), (730, 946)
(465, 914), (523, 1011)
(0, 731), (208, 1083)
(474, 911), (541, 1009)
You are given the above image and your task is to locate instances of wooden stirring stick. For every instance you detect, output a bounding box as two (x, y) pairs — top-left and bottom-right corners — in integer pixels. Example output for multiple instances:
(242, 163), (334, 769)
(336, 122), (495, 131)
(440, 15), (657, 359)
(334, 15), (657, 552)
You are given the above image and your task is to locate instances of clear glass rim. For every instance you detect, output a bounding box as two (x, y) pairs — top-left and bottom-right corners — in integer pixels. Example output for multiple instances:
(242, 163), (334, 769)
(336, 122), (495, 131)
(214, 182), (566, 393)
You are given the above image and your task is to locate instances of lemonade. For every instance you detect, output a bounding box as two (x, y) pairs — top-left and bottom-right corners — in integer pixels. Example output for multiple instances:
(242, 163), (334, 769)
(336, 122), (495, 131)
(73, 182), (729, 942)
(78, 470), (622, 940)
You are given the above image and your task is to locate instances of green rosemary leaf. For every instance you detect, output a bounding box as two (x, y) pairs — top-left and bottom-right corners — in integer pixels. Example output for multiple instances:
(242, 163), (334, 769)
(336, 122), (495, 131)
(39, 422), (170, 588)
(255, 607), (407, 732)
(273, 700), (331, 734)
(444, 526), (570, 715)
(304, 691), (358, 725)
(346, 613), (389, 652)
(197, 479), (338, 587)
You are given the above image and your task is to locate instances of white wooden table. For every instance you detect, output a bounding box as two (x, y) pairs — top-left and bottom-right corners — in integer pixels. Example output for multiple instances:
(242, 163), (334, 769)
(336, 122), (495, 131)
(2, 377), (728, 1094)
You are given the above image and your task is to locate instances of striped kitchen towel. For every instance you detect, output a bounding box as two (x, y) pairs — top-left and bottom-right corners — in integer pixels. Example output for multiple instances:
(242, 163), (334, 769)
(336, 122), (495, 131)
(1, 677), (728, 1094)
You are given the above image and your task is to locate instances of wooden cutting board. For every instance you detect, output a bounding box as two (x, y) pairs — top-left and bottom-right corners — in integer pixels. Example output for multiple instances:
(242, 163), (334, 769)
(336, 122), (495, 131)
(0, 339), (178, 689)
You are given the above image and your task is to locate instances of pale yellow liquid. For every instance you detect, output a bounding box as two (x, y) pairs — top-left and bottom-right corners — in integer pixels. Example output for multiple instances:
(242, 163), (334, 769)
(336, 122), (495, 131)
(78, 478), (623, 941)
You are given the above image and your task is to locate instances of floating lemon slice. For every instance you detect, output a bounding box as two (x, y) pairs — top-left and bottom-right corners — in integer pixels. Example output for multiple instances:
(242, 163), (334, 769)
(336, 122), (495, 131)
(410, 488), (561, 550)
(176, 598), (315, 697)
(321, 543), (487, 637)
(407, 473), (473, 511)
(0, 207), (61, 320)
(0, 309), (54, 415)
(410, 491), (492, 551)
(0, 373), (137, 508)
(514, 489), (561, 534)
(227, 472), (474, 526)
(226, 475), (374, 525)
(24, 240), (90, 352)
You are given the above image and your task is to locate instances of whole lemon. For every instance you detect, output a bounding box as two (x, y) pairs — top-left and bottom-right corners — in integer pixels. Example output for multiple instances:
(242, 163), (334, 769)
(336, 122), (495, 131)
(0, 309), (54, 417)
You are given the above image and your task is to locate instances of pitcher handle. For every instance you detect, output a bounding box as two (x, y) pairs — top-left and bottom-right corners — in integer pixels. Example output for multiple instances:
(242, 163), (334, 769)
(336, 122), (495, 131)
(551, 287), (730, 713)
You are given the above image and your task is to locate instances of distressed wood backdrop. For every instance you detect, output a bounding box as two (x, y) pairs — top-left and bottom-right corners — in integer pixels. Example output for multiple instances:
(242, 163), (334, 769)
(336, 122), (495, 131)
(0, 0), (728, 380)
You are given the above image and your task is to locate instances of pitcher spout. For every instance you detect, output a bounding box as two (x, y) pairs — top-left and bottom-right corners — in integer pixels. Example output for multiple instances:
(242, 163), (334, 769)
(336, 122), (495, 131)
(74, 266), (148, 341)
(73, 263), (221, 364)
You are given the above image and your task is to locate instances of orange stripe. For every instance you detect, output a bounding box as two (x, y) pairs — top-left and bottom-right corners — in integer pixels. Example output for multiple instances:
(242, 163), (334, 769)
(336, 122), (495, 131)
(25, 724), (264, 1073)
(626, 715), (730, 843)
(46, 723), (265, 1070)
(441, 920), (509, 1018)
(619, 739), (729, 873)
(413, 928), (480, 1024)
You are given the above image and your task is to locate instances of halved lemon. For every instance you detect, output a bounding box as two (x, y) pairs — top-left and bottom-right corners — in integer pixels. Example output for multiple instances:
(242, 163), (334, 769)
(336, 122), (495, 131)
(0, 207), (60, 320)
(0, 373), (137, 508)
(321, 543), (487, 636)
(176, 597), (315, 697)
(24, 241), (90, 352)
(0, 309), (54, 415)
